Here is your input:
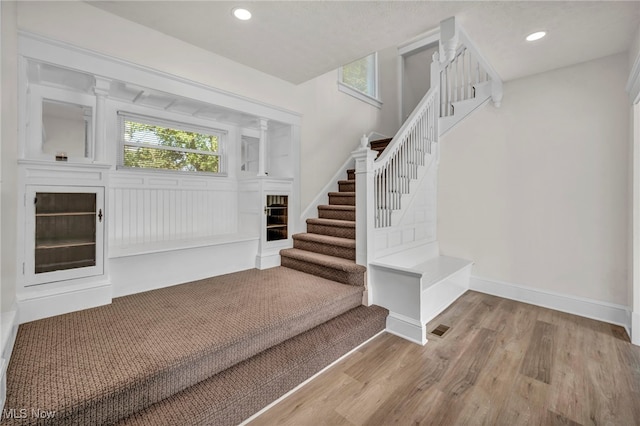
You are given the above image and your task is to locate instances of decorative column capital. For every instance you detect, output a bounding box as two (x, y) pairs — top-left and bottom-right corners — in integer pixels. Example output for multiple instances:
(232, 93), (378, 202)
(93, 77), (111, 98)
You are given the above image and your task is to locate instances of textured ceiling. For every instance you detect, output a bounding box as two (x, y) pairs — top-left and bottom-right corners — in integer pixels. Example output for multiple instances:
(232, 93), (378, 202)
(88, 1), (640, 84)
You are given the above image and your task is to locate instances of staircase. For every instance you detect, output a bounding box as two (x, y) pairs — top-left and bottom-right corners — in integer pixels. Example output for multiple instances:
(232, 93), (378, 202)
(281, 170), (363, 286)
(350, 16), (502, 344)
(280, 138), (393, 286)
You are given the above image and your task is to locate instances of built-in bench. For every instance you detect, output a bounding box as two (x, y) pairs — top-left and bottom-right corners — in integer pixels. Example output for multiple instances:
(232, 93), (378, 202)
(369, 243), (472, 345)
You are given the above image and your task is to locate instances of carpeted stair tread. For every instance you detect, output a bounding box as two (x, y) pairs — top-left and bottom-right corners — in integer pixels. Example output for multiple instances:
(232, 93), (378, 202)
(292, 233), (356, 260)
(306, 218), (355, 228)
(2, 267), (363, 426)
(293, 233), (355, 248)
(280, 248), (364, 272)
(317, 205), (356, 221)
(328, 191), (355, 197)
(116, 305), (388, 426)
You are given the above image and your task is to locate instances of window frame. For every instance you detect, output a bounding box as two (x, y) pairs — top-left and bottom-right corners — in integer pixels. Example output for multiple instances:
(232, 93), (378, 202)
(338, 52), (382, 109)
(117, 112), (227, 176)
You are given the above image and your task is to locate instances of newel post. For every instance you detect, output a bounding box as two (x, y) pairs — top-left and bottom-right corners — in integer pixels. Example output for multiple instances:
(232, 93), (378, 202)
(352, 135), (377, 306)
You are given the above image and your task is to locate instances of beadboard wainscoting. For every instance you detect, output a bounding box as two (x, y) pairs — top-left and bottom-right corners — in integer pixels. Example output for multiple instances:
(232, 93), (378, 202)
(107, 171), (261, 297)
(108, 171), (242, 253)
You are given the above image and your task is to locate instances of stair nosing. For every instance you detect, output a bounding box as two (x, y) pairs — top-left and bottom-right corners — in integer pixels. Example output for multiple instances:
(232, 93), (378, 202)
(292, 233), (356, 248)
(281, 248), (365, 272)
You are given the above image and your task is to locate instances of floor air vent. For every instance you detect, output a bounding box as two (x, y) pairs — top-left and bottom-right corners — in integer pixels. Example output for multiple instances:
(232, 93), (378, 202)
(430, 324), (450, 337)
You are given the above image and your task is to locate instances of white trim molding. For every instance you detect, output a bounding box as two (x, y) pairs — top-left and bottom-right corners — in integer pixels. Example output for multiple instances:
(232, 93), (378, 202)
(633, 311), (640, 346)
(470, 276), (631, 337)
(1, 301), (19, 411)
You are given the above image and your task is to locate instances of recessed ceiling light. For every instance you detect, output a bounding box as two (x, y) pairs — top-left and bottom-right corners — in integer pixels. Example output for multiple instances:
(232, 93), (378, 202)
(526, 31), (547, 42)
(232, 8), (252, 21)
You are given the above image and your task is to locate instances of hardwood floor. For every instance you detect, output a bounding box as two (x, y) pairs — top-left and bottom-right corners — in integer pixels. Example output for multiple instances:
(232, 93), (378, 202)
(249, 291), (640, 426)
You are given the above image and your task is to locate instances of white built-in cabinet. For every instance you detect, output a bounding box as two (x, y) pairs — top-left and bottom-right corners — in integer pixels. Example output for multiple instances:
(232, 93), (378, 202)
(25, 185), (105, 286)
(16, 33), (301, 322)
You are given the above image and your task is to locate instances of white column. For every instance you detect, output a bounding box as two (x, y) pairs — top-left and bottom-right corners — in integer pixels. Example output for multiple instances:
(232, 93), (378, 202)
(352, 135), (377, 306)
(258, 118), (268, 176)
(93, 77), (111, 164)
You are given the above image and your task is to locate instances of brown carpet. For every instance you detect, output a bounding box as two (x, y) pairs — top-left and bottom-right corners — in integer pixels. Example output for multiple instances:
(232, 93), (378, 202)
(2, 267), (364, 426)
(117, 305), (387, 426)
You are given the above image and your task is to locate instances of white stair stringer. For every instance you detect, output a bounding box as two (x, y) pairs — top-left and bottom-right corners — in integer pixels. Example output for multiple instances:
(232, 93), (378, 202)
(439, 81), (492, 137)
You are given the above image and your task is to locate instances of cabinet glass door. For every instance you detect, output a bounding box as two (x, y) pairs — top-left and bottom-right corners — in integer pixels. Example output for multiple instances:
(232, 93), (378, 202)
(266, 195), (288, 241)
(35, 192), (97, 274)
(26, 186), (104, 286)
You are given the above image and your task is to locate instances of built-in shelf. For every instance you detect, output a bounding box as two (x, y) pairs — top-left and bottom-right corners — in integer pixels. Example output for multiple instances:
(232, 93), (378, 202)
(265, 196), (288, 242)
(36, 239), (96, 249)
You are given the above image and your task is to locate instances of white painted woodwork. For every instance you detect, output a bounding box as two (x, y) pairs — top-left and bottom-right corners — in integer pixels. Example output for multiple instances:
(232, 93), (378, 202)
(370, 251), (472, 345)
(12, 32), (301, 324)
(372, 87), (438, 228)
(373, 157), (437, 258)
(0, 303), (18, 414)
(108, 171), (239, 253)
(254, 177), (293, 269)
(110, 238), (259, 298)
(16, 161), (111, 322)
(25, 185), (105, 286)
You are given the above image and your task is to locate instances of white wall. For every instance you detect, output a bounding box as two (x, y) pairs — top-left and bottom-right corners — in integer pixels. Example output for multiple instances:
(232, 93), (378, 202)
(296, 45), (400, 208)
(438, 52), (630, 306)
(1, 1), (17, 314)
(629, 26), (640, 71)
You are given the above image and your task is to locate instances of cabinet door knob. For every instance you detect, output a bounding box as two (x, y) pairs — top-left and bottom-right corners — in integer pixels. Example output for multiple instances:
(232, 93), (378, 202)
(98, 209), (103, 222)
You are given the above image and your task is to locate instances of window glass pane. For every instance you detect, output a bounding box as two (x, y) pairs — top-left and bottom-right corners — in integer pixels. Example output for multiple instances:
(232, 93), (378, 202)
(124, 120), (218, 153)
(341, 54), (376, 97)
(124, 145), (219, 173)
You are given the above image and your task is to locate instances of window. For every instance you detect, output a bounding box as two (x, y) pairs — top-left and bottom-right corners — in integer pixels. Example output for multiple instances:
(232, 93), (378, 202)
(119, 113), (225, 174)
(338, 53), (381, 108)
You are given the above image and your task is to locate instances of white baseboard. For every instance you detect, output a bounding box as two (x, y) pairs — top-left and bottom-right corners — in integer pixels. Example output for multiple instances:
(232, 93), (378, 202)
(1, 301), (19, 411)
(470, 276), (631, 334)
(18, 282), (112, 323)
(386, 313), (426, 345)
(255, 253), (281, 270)
(111, 239), (258, 298)
(632, 311), (640, 346)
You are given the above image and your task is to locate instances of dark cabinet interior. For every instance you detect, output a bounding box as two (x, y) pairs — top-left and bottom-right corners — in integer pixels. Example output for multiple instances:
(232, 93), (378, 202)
(266, 195), (288, 242)
(34, 192), (97, 274)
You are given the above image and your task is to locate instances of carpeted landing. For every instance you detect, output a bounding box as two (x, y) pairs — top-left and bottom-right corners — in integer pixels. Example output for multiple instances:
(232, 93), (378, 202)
(2, 267), (387, 426)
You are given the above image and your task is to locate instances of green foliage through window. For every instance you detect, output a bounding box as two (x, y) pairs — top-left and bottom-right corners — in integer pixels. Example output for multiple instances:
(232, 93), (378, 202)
(122, 119), (222, 173)
(341, 54), (377, 98)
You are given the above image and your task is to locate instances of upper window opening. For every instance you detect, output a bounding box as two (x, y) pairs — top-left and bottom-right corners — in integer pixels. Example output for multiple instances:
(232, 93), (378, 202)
(338, 53), (381, 108)
(119, 113), (225, 174)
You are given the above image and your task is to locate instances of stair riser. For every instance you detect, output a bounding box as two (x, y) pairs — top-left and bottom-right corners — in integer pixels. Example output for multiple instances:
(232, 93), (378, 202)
(347, 170), (355, 180)
(307, 223), (355, 239)
(117, 306), (387, 426)
(318, 209), (356, 221)
(281, 257), (364, 286)
(293, 239), (355, 261)
(338, 181), (355, 192)
(329, 194), (355, 206)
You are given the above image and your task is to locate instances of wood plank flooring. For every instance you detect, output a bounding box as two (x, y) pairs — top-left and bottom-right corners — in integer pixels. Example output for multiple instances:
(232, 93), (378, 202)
(249, 291), (640, 426)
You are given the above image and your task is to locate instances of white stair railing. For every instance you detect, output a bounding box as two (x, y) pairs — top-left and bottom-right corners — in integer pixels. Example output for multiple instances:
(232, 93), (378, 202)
(436, 17), (503, 119)
(440, 46), (490, 117)
(373, 87), (439, 228)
